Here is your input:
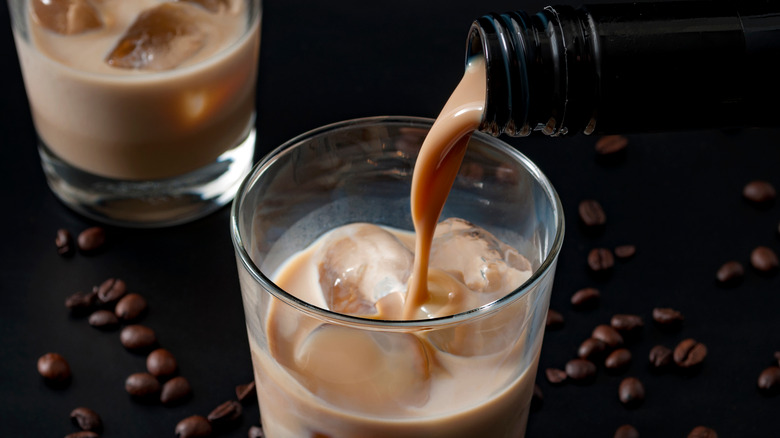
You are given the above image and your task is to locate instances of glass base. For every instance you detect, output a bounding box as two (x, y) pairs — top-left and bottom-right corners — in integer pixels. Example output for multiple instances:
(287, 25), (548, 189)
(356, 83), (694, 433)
(39, 128), (256, 228)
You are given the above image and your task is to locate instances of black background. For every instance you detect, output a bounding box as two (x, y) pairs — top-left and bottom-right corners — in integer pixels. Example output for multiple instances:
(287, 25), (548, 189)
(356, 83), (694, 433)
(2, 0), (780, 436)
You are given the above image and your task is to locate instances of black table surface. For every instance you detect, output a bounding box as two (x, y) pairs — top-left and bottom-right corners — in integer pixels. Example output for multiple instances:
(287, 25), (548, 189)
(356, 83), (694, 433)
(2, 0), (779, 436)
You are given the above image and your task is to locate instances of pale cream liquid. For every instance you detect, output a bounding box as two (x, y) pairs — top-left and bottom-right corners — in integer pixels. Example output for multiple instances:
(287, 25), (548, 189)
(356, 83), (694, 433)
(252, 57), (541, 437)
(14, 0), (260, 179)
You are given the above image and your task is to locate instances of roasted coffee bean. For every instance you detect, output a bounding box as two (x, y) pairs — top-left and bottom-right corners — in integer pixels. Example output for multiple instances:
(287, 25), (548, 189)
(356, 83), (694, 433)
(716, 260), (745, 285)
(125, 372), (160, 398)
(578, 199), (606, 227)
(146, 348), (177, 377)
(545, 309), (564, 330)
(65, 291), (97, 315)
(587, 248), (615, 273)
(649, 345), (673, 369)
(88, 309), (119, 330)
(614, 244), (636, 259)
(592, 324), (624, 348)
(531, 383), (543, 411)
(248, 426), (265, 438)
(65, 432), (99, 438)
(687, 426), (718, 438)
(115, 293), (147, 321)
(77, 227), (106, 253)
(610, 314), (644, 333)
(97, 278), (127, 305)
(618, 377), (645, 407)
(70, 406), (102, 432)
(578, 337), (607, 360)
(120, 324), (157, 351)
(56, 228), (75, 256)
(236, 381), (256, 403)
(545, 368), (567, 384)
(175, 415), (212, 438)
(208, 400), (243, 429)
(614, 424), (640, 438)
(565, 358), (597, 382)
(743, 180), (776, 204)
(595, 134), (628, 155)
(37, 352), (71, 383)
(161, 376), (192, 405)
(571, 287), (600, 309)
(750, 246), (779, 273)
(674, 338), (708, 368)
(652, 307), (684, 329)
(605, 348), (632, 371)
(757, 366), (780, 394)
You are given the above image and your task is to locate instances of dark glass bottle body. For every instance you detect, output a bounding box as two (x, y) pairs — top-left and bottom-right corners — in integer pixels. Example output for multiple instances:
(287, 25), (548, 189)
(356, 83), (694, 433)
(468, 1), (780, 137)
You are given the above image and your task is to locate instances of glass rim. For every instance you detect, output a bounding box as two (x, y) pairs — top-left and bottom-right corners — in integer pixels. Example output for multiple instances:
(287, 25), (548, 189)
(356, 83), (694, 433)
(230, 115), (565, 330)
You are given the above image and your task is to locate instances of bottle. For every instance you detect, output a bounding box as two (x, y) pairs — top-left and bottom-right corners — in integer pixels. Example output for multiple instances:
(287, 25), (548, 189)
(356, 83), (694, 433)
(467, 1), (780, 137)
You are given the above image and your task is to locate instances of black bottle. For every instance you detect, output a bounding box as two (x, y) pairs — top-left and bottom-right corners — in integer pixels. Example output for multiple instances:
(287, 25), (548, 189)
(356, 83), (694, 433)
(467, 1), (780, 137)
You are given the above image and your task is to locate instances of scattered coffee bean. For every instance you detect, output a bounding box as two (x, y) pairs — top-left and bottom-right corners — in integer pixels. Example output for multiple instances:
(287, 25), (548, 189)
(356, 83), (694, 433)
(715, 260), (744, 285)
(236, 381), (257, 403)
(614, 244), (636, 259)
(77, 226), (106, 253)
(65, 290), (97, 315)
(592, 324), (624, 348)
(610, 314), (644, 333)
(248, 425), (265, 438)
(750, 246), (779, 273)
(56, 228), (75, 256)
(565, 358), (597, 382)
(649, 345), (673, 369)
(146, 348), (177, 377)
(120, 324), (157, 351)
(605, 348), (632, 372)
(96, 278), (127, 305)
(531, 383), (543, 411)
(652, 307), (684, 329)
(125, 372), (160, 398)
(161, 376), (192, 405)
(70, 407), (102, 432)
(743, 180), (776, 204)
(614, 424), (639, 438)
(595, 134), (629, 155)
(578, 199), (606, 228)
(37, 352), (71, 383)
(208, 399), (243, 429)
(673, 338), (708, 368)
(757, 366), (780, 394)
(578, 337), (607, 360)
(571, 287), (600, 309)
(618, 377), (645, 407)
(545, 368), (567, 385)
(175, 415), (212, 438)
(687, 426), (718, 438)
(587, 248), (615, 273)
(65, 432), (99, 438)
(115, 293), (148, 321)
(88, 309), (119, 330)
(545, 309), (564, 330)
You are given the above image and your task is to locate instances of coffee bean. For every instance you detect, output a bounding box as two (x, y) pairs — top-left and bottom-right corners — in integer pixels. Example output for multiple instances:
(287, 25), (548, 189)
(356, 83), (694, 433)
(687, 426), (718, 438)
(77, 227), (106, 253)
(614, 424), (639, 438)
(70, 407), (102, 432)
(545, 368), (567, 385)
(88, 309), (119, 330)
(565, 358), (597, 382)
(605, 348), (632, 371)
(652, 307), (684, 329)
(120, 324), (157, 351)
(595, 134), (628, 155)
(161, 376), (192, 405)
(750, 246), (779, 273)
(674, 338), (708, 368)
(578, 337), (607, 360)
(715, 260), (744, 285)
(65, 291), (97, 315)
(248, 426), (265, 438)
(125, 372), (160, 398)
(208, 400), (243, 429)
(146, 348), (177, 377)
(571, 287), (600, 309)
(37, 352), (71, 383)
(587, 248), (615, 273)
(610, 314), (644, 333)
(65, 432), (99, 438)
(649, 345), (673, 369)
(56, 228), (75, 256)
(115, 293), (147, 321)
(614, 244), (636, 259)
(175, 415), (212, 438)
(592, 324), (624, 348)
(531, 383), (544, 411)
(578, 199), (606, 227)
(97, 278), (127, 305)
(757, 366), (780, 394)
(235, 381), (256, 403)
(743, 180), (776, 204)
(618, 377), (645, 407)
(545, 309), (564, 330)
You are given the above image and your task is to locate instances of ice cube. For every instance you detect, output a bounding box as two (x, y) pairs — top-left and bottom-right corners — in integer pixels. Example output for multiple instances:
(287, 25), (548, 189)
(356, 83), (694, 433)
(430, 218), (532, 295)
(105, 3), (207, 71)
(315, 223), (413, 317)
(31, 0), (102, 35)
(180, 0), (234, 13)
